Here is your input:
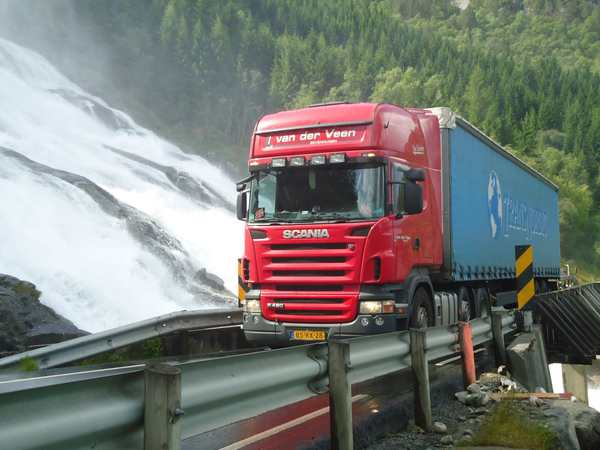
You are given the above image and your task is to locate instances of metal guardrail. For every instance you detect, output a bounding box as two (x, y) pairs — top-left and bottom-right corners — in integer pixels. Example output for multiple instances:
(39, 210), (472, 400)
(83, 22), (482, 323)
(0, 310), (514, 450)
(0, 309), (243, 372)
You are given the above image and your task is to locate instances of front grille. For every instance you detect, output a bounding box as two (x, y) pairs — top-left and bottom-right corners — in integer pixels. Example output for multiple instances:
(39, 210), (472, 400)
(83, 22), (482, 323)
(276, 310), (344, 316)
(275, 285), (344, 291)
(272, 256), (345, 264)
(257, 231), (364, 321)
(273, 297), (344, 304)
(273, 270), (345, 277)
(271, 243), (347, 251)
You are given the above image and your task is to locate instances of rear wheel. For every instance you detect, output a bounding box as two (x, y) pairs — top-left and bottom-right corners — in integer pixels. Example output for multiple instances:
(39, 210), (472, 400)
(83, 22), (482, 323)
(410, 287), (433, 329)
(475, 287), (490, 318)
(455, 286), (471, 322)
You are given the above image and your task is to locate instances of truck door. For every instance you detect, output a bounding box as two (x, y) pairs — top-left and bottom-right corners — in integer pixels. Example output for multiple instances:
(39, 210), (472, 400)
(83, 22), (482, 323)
(390, 161), (432, 278)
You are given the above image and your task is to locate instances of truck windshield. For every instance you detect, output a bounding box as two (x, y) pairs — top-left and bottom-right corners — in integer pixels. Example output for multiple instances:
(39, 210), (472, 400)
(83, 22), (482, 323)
(249, 163), (385, 223)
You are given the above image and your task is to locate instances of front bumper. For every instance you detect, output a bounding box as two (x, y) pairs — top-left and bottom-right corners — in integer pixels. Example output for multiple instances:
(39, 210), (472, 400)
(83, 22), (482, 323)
(242, 313), (397, 347)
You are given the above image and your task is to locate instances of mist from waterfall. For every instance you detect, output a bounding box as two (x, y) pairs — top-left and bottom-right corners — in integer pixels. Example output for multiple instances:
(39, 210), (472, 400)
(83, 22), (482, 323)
(0, 37), (244, 333)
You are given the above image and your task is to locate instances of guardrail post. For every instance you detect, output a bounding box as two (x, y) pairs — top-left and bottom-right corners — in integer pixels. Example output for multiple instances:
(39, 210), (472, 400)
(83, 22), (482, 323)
(180, 330), (190, 356)
(410, 328), (432, 433)
(457, 322), (476, 390)
(328, 339), (353, 450)
(145, 364), (183, 450)
(491, 313), (507, 368)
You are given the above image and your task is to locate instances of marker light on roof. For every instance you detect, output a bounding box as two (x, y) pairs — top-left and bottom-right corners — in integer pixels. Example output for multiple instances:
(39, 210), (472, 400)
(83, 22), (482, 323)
(362, 152), (376, 157)
(330, 153), (346, 163)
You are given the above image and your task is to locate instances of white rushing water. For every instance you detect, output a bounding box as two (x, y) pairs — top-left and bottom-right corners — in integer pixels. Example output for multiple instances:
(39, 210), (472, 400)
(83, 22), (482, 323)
(0, 37), (244, 332)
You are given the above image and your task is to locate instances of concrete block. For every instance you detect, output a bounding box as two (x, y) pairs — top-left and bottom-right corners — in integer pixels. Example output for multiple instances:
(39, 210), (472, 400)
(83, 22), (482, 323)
(506, 324), (553, 393)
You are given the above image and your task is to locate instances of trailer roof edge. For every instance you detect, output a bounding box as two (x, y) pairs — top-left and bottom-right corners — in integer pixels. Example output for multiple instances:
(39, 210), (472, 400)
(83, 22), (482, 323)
(424, 107), (558, 192)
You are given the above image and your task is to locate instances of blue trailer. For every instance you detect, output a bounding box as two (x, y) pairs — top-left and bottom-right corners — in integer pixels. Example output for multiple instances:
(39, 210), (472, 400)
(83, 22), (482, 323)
(421, 107), (561, 314)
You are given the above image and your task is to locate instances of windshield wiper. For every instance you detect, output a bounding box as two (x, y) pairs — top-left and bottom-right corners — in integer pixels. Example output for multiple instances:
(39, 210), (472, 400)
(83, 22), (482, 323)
(311, 214), (351, 222)
(252, 218), (284, 223)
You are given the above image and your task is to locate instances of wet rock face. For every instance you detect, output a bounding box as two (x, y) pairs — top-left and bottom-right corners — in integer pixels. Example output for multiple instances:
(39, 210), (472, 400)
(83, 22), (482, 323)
(0, 274), (88, 355)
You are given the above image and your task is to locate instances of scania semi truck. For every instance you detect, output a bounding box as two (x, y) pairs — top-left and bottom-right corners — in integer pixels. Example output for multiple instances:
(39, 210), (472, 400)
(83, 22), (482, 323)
(236, 103), (560, 347)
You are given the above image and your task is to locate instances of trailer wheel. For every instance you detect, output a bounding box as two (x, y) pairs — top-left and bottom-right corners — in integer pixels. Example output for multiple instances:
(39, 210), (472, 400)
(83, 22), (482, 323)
(475, 288), (490, 318)
(410, 287), (433, 329)
(455, 286), (471, 321)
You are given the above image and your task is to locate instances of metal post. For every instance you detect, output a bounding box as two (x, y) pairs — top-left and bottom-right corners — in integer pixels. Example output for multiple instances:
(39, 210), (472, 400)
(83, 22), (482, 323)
(523, 310), (533, 333)
(144, 364), (183, 450)
(410, 328), (432, 432)
(180, 330), (190, 356)
(328, 339), (353, 450)
(458, 322), (476, 390)
(491, 314), (507, 368)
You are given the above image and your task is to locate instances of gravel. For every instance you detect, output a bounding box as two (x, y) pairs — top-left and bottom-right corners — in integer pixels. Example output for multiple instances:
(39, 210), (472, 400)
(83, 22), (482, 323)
(362, 372), (530, 449)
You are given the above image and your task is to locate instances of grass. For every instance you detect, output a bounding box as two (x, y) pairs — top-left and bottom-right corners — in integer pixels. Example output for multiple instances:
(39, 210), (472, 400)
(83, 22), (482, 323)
(562, 260), (600, 285)
(73, 338), (165, 366)
(11, 282), (41, 301)
(19, 355), (39, 372)
(457, 398), (556, 449)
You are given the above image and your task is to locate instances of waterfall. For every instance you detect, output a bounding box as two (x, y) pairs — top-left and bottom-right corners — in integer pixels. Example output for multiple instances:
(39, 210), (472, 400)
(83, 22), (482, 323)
(0, 37), (244, 333)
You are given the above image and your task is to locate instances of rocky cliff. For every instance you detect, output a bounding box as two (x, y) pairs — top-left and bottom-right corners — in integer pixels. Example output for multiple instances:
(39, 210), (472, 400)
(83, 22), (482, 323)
(0, 274), (87, 356)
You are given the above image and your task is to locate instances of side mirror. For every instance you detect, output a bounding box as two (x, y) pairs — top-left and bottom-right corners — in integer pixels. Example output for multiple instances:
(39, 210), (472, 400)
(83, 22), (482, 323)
(404, 182), (423, 215)
(237, 191), (249, 221)
(407, 168), (426, 182)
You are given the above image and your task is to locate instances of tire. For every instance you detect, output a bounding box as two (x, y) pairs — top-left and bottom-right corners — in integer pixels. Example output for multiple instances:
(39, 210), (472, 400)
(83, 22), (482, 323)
(410, 287), (433, 329)
(455, 286), (471, 322)
(475, 287), (490, 318)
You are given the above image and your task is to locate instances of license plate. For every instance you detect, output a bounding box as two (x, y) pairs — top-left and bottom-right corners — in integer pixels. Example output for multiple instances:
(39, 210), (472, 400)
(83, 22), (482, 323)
(290, 330), (326, 340)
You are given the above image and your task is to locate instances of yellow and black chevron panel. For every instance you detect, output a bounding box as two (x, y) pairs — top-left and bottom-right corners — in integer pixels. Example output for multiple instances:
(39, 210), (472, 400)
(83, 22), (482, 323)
(515, 245), (534, 310)
(238, 258), (250, 307)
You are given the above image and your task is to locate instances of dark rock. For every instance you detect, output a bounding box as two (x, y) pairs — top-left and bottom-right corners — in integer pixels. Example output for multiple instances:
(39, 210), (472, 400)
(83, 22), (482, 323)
(455, 391), (468, 404)
(466, 392), (489, 407)
(0, 274), (88, 353)
(194, 268), (225, 292)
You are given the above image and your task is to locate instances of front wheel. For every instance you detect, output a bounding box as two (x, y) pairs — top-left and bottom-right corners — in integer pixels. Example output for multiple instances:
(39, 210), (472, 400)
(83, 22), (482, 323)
(410, 287), (433, 329)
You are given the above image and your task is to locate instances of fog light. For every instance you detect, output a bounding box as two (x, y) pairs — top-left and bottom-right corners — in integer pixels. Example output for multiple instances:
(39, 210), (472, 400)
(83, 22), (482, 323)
(360, 317), (370, 326)
(375, 316), (385, 326)
(252, 315), (260, 324)
(272, 158), (286, 167)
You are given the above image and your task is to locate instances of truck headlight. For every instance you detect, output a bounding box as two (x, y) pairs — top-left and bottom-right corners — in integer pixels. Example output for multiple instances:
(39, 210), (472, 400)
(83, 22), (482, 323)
(359, 300), (394, 314)
(244, 300), (261, 313)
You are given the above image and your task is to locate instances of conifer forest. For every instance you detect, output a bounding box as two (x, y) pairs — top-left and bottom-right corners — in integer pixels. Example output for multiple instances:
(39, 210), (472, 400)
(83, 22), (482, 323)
(2, 0), (600, 269)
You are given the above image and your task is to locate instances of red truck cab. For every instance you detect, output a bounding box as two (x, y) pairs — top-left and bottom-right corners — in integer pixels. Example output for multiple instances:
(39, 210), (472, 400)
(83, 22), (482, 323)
(237, 102), (444, 346)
